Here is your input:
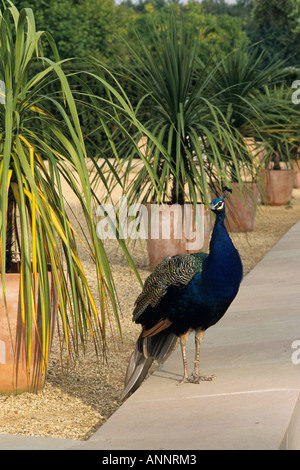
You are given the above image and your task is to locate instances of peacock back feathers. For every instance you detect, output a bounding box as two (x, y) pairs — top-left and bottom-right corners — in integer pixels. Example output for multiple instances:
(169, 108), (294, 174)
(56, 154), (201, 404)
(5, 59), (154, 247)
(133, 251), (208, 322)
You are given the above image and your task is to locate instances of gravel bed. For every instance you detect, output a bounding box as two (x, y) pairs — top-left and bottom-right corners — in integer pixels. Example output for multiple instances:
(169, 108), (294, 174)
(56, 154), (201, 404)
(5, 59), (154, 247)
(0, 187), (300, 441)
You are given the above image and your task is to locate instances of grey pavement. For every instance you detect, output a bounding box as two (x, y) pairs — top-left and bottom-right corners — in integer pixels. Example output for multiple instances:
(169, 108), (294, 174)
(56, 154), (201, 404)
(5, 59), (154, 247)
(1, 219), (300, 450)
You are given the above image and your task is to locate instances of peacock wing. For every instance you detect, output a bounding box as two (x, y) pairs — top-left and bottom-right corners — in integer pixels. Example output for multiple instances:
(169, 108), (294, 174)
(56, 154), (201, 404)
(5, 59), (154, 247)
(132, 252), (208, 323)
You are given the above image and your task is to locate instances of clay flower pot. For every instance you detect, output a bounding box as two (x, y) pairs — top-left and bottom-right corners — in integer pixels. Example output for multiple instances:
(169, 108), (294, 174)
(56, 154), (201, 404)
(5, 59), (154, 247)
(292, 161), (300, 189)
(261, 169), (295, 206)
(0, 271), (57, 394)
(145, 203), (212, 270)
(224, 182), (260, 233)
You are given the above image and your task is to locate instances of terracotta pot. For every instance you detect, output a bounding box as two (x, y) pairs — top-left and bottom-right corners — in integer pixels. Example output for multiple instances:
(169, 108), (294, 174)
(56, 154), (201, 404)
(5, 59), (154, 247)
(0, 271), (57, 394)
(292, 161), (300, 188)
(261, 169), (295, 206)
(145, 203), (212, 270)
(224, 182), (260, 233)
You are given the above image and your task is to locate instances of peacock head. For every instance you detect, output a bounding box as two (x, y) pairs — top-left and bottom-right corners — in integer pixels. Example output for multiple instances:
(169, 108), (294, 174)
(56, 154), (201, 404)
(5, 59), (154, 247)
(208, 186), (232, 214)
(208, 198), (225, 214)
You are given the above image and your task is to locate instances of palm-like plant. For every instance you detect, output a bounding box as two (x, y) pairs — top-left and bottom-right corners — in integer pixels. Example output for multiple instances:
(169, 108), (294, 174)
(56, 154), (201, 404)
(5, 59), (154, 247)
(209, 48), (293, 180)
(210, 48), (286, 132)
(254, 84), (300, 170)
(115, 13), (253, 206)
(0, 1), (148, 378)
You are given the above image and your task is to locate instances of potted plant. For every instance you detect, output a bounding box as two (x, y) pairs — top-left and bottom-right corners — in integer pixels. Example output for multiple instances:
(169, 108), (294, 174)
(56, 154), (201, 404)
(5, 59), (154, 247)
(108, 13), (257, 269)
(260, 141), (297, 206)
(209, 48), (289, 230)
(257, 86), (300, 206)
(0, 2), (145, 393)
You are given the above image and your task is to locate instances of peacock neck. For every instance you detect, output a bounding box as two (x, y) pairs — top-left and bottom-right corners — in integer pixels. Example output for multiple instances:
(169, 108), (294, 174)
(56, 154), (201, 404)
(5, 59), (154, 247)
(209, 212), (232, 255)
(203, 211), (242, 288)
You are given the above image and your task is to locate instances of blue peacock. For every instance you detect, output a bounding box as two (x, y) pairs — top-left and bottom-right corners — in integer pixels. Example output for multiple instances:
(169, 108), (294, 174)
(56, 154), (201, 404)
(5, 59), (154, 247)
(121, 187), (243, 400)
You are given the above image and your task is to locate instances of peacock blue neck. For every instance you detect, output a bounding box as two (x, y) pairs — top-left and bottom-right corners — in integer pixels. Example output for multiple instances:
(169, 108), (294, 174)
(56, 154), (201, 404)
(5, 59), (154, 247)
(209, 211), (231, 253)
(202, 209), (243, 294)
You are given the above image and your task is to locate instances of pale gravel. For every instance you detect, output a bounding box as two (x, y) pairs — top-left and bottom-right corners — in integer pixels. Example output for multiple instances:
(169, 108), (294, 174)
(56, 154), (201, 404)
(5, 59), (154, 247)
(0, 183), (300, 441)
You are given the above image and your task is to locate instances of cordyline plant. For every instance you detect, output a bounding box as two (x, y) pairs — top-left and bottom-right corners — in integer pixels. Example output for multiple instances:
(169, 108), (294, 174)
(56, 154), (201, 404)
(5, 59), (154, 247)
(108, 13), (300, 209)
(209, 47), (300, 180)
(110, 12), (254, 207)
(252, 84), (300, 170)
(0, 1), (155, 371)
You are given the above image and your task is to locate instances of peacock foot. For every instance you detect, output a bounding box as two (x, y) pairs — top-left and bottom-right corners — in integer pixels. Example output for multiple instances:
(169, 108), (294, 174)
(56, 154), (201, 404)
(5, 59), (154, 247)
(177, 377), (189, 386)
(190, 373), (215, 383)
(178, 373), (215, 385)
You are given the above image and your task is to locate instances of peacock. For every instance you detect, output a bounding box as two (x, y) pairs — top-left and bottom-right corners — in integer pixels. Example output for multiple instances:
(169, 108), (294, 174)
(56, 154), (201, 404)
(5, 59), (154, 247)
(121, 188), (243, 400)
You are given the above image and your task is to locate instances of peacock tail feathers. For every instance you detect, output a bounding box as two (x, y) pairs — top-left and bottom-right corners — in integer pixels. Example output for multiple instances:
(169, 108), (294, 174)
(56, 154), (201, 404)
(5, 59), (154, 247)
(121, 329), (178, 400)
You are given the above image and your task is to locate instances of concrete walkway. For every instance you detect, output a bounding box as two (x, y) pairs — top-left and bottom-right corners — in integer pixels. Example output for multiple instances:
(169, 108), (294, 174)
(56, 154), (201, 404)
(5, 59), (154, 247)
(1, 219), (300, 450)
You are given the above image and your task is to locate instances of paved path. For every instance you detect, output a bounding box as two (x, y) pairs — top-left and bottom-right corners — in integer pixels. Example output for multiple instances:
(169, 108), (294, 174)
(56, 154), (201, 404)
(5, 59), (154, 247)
(1, 220), (300, 450)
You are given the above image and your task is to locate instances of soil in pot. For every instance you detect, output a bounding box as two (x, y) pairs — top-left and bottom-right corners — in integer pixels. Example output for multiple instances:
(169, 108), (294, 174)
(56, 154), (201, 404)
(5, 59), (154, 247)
(0, 270), (57, 394)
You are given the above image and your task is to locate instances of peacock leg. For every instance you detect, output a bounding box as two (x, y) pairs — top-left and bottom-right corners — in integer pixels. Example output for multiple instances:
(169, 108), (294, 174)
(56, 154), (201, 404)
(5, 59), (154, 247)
(178, 331), (191, 385)
(193, 328), (205, 376)
(189, 328), (215, 383)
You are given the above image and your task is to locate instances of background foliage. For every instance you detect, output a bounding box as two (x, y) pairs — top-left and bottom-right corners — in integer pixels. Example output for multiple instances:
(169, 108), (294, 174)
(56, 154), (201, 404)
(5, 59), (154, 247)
(10, 0), (300, 68)
(9, 0), (300, 158)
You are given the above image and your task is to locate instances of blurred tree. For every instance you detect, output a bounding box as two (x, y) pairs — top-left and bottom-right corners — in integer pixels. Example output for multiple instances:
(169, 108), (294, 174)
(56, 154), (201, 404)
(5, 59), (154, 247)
(10, 0), (250, 67)
(124, 1), (249, 65)
(251, 0), (300, 66)
(183, 1), (249, 62)
(200, 0), (232, 15)
(11, 0), (124, 62)
(46, 0), (120, 61)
